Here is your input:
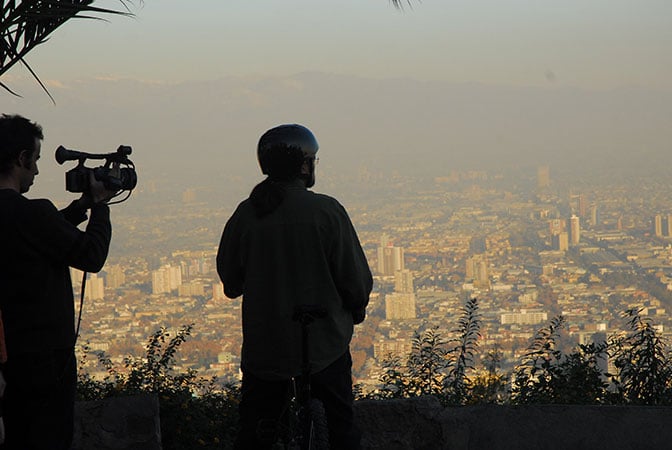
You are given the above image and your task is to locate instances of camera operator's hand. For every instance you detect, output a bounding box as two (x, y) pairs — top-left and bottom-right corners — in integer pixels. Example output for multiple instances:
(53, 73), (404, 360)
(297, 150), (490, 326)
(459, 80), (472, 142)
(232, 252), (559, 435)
(77, 172), (118, 208)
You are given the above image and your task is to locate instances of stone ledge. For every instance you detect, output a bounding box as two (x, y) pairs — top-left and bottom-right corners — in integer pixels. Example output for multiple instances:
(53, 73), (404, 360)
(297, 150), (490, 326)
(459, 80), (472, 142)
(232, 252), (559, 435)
(73, 394), (161, 450)
(355, 396), (672, 450)
(73, 394), (672, 449)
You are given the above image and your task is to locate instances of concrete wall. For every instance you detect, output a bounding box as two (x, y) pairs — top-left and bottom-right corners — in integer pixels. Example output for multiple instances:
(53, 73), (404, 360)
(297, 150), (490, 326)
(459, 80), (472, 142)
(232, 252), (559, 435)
(73, 394), (672, 449)
(73, 394), (161, 450)
(356, 396), (672, 450)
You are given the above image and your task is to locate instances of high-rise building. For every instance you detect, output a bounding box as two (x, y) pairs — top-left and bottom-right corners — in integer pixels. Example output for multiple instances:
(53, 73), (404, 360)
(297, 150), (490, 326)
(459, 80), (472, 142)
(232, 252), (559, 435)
(386, 268), (416, 319)
(394, 269), (414, 294)
(654, 214), (664, 237)
(385, 292), (416, 320)
(212, 282), (226, 300)
(466, 255), (489, 289)
(500, 310), (548, 325)
(85, 273), (105, 301)
(578, 194), (588, 218)
(182, 188), (197, 203)
(568, 193), (588, 218)
(151, 264), (182, 294)
(552, 232), (569, 252)
(178, 282), (205, 297)
(537, 165), (550, 189)
(569, 215), (581, 245)
(549, 218), (565, 236)
(590, 204), (600, 227)
(667, 214), (672, 237)
(152, 271), (168, 295)
(376, 234), (404, 276)
(106, 264), (126, 289)
(373, 339), (413, 360)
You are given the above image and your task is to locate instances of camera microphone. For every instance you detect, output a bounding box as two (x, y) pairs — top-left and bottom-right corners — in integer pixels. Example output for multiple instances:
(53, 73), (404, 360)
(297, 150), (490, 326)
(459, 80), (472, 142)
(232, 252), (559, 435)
(55, 146), (86, 164)
(55, 146), (132, 165)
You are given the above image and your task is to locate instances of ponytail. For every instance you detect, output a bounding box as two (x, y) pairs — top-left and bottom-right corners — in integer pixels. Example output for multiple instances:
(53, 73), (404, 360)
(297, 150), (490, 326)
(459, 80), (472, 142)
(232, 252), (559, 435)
(249, 178), (287, 218)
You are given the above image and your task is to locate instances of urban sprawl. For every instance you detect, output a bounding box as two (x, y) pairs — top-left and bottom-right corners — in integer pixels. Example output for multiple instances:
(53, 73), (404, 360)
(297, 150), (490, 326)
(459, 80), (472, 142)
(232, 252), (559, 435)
(73, 166), (672, 392)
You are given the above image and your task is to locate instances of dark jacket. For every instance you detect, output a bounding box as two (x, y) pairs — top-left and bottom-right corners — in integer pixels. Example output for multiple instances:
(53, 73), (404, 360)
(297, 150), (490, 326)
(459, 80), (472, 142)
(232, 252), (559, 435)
(217, 180), (372, 380)
(0, 189), (111, 355)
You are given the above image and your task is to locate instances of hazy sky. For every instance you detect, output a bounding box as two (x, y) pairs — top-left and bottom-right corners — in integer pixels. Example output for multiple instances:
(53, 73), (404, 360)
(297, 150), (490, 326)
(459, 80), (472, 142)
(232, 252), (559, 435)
(9, 0), (672, 90)
(3, 0), (672, 207)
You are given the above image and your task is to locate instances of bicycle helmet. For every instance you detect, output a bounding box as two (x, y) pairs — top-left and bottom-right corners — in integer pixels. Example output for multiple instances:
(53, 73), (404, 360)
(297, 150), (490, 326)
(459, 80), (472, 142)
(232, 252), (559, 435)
(257, 124), (319, 179)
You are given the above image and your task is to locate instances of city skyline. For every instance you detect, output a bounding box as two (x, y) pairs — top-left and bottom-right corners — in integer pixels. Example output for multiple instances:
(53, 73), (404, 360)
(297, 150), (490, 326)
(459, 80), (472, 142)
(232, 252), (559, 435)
(70, 163), (672, 390)
(2, 0), (672, 393)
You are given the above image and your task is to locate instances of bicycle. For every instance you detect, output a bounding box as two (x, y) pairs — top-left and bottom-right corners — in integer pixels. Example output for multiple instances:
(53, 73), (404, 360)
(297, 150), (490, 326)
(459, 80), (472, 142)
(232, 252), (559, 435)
(259, 305), (330, 450)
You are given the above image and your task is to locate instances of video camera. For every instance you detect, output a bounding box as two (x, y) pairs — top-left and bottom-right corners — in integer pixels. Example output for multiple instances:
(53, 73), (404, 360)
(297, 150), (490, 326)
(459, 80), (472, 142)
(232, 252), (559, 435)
(55, 145), (137, 194)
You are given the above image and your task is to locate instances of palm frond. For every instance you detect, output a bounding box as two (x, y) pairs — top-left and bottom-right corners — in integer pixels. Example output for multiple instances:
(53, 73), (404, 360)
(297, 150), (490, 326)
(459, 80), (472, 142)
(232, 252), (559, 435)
(389, 0), (417, 11)
(1, 0), (135, 98)
(0, 79), (21, 96)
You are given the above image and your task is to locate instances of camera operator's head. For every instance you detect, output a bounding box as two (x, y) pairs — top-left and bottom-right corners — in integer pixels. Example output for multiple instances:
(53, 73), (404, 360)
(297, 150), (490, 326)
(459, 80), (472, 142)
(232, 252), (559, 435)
(0, 114), (43, 193)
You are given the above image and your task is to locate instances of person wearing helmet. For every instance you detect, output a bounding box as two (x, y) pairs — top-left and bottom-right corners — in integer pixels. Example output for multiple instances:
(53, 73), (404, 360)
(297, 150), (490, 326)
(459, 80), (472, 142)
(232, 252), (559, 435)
(217, 124), (372, 449)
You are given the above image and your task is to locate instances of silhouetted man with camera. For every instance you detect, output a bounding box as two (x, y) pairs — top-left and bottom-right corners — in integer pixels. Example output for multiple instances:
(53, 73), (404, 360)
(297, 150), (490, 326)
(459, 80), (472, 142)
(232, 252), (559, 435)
(0, 114), (115, 449)
(217, 124), (372, 449)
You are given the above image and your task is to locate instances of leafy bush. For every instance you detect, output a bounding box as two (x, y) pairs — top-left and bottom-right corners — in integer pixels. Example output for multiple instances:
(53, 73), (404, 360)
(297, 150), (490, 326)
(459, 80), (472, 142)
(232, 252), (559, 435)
(373, 325), (449, 400)
(366, 298), (481, 405)
(77, 324), (239, 449)
(468, 346), (508, 404)
(608, 309), (672, 404)
(443, 297), (481, 405)
(363, 301), (672, 408)
(77, 304), (672, 447)
(511, 316), (609, 404)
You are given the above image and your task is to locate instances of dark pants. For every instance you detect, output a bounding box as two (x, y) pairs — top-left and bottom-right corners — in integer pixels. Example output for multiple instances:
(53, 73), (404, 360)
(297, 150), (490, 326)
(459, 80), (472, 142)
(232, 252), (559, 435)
(0, 349), (76, 450)
(235, 351), (361, 450)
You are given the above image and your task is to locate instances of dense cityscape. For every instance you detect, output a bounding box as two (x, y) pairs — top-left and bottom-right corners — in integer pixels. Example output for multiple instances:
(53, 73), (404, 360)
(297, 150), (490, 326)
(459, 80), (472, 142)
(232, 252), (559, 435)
(73, 164), (672, 393)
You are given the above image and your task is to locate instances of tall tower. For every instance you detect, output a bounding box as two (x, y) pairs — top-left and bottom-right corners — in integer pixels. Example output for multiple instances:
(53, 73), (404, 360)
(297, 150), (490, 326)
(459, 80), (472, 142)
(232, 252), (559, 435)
(651, 214), (663, 237)
(385, 269), (417, 320)
(549, 218), (565, 236)
(569, 215), (581, 245)
(385, 293), (416, 320)
(85, 273), (105, 301)
(590, 204), (599, 227)
(578, 194), (588, 218)
(537, 165), (550, 189)
(212, 282), (226, 300)
(654, 214), (664, 237)
(377, 234), (404, 276)
(151, 264), (182, 294)
(106, 264), (126, 289)
(152, 270), (168, 294)
(182, 188), (197, 203)
(466, 255), (490, 289)
(552, 232), (569, 252)
(394, 269), (414, 293)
